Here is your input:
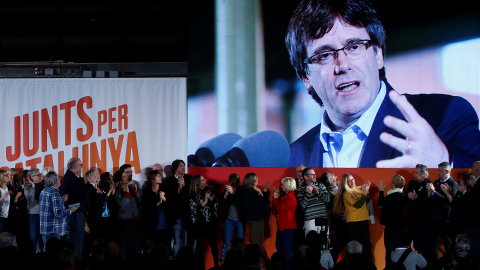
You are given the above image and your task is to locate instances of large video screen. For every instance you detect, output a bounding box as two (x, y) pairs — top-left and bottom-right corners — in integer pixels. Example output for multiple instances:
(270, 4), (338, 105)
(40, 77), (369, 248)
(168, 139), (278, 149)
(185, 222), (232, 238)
(187, 0), (479, 169)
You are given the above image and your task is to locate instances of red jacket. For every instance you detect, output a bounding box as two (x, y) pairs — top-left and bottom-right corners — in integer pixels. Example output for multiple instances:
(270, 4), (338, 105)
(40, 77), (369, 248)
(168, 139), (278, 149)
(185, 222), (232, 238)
(272, 191), (297, 231)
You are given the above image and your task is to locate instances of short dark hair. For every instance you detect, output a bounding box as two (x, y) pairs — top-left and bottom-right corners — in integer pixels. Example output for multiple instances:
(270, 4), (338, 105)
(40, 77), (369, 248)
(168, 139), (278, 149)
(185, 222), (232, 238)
(99, 172), (112, 191)
(286, 0), (387, 105)
(112, 170), (123, 183)
(170, 159), (185, 175)
(302, 167), (313, 179)
(119, 164), (132, 172)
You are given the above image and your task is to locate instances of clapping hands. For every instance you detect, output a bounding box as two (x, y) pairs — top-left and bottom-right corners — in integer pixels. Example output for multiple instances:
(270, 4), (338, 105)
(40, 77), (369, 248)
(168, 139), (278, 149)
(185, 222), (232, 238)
(362, 181), (371, 195)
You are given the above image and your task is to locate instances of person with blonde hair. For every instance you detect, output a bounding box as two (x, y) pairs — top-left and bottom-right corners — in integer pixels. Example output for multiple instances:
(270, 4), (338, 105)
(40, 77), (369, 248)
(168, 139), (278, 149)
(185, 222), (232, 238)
(242, 173), (271, 246)
(378, 174), (406, 265)
(333, 173), (372, 262)
(272, 177), (297, 267)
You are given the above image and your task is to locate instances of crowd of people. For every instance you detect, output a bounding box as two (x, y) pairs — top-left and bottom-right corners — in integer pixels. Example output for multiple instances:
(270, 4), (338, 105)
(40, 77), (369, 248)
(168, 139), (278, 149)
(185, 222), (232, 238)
(0, 158), (479, 270)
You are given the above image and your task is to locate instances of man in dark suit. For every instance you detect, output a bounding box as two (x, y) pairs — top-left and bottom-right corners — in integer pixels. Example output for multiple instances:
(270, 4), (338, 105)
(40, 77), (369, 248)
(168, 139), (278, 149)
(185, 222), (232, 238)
(61, 157), (93, 262)
(163, 159), (192, 256)
(426, 162), (457, 267)
(405, 164), (432, 265)
(286, 0), (480, 169)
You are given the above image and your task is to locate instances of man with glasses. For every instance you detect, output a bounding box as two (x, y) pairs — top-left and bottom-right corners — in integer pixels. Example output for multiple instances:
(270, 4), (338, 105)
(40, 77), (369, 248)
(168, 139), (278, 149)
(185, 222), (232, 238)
(286, 0), (480, 169)
(61, 157), (93, 261)
(296, 167), (330, 238)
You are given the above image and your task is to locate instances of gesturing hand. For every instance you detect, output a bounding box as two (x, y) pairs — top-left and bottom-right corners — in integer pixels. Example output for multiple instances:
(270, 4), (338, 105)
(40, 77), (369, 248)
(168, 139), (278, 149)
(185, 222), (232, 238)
(378, 181), (386, 192)
(376, 91), (449, 168)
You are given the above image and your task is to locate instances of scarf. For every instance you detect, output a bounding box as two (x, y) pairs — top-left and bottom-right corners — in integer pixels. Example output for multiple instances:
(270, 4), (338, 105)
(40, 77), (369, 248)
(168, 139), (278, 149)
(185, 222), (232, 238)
(386, 187), (403, 196)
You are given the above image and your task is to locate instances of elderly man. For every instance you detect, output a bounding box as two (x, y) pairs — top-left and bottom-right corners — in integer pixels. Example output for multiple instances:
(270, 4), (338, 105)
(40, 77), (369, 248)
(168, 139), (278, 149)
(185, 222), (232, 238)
(40, 171), (77, 247)
(61, 157), (92, 261)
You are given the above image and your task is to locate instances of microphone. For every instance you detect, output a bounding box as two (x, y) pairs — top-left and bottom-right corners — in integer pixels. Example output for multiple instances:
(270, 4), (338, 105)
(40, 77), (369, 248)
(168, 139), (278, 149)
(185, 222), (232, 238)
(188, 133), (243, 166)
(212, 130), (290, 167)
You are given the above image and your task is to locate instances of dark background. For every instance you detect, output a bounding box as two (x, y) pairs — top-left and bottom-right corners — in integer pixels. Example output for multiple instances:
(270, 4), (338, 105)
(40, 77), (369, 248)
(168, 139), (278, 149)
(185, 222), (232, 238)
(0, 1), (478, 90)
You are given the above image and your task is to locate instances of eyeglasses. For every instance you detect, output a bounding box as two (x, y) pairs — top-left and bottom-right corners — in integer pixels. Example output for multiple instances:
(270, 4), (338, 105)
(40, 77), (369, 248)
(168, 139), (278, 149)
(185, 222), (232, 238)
(303, 40), (372, 65)
(125, 170), (133, 174)
(306, 174), (316, 177)
(347, 178), (355, 183)
(34, 173), (41, 177)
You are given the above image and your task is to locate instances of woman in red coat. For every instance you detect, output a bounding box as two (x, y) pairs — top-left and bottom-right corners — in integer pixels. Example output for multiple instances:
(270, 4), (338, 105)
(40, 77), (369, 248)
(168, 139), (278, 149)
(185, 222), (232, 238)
(273, 176), (297, 267)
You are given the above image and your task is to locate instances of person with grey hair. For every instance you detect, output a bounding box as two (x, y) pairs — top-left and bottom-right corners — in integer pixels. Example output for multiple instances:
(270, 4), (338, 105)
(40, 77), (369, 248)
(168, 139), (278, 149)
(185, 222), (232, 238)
(24, 168), (45, 254)
(39, 171), (78, 250)
(61, 157), (92, 261)
(426, 161), (458, 268)
(334, 240), (376, 270)
(41, 167), (54, 179)
(405, 164), (432, 264)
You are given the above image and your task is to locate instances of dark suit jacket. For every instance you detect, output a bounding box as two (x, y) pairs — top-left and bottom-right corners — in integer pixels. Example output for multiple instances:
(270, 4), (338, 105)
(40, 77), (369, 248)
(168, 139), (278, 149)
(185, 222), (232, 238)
(162, 174), (192, 227)
(405, 179), (432, 232)
(288, 83), (480, 168)
(430, 177), (457, 223)
(61, 169), (93, 213)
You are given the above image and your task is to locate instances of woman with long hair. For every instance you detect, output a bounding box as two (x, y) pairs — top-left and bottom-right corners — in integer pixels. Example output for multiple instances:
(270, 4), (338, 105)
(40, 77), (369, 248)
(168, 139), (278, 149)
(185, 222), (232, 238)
(142, 169), (170, 250)
(220, 172), (245, 264)
(333, 173), (372, 261)
(188, 174), (219, 268)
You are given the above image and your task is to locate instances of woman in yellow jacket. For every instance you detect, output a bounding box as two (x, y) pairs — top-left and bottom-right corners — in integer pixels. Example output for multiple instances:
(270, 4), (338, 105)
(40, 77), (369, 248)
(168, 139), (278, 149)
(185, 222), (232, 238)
(333, 173), (372, 262)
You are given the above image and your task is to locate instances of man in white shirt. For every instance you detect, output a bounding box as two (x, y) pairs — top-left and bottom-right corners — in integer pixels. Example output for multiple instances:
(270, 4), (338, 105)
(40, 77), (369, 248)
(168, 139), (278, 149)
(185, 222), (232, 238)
(286, 0), (480, 168)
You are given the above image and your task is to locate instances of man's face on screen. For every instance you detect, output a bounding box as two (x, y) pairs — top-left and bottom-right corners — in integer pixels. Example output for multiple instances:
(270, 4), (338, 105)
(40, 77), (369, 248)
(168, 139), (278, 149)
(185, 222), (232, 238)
(301, 18), (384, 130)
